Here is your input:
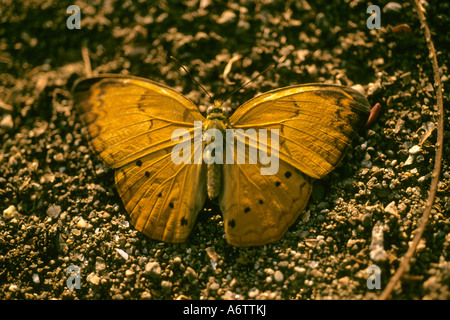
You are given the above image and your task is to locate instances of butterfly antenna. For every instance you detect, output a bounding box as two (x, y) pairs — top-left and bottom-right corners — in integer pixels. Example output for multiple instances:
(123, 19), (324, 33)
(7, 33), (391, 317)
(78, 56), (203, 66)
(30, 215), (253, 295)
(219, 64), (275, 105)
(170, 56), (214, 100)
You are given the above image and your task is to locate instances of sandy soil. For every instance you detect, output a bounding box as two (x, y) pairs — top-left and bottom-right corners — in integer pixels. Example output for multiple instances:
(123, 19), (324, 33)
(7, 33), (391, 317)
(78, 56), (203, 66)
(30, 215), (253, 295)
(0, 0), (449, 300)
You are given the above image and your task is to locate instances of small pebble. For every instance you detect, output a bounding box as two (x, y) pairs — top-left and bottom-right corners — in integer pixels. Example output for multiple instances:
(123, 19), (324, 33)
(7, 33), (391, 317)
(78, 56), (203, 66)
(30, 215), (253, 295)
(184, 267), (197, 281)
(383, 2), (402, 14)
(141, 291), (152, 299)
(95, 257), (106, 272)
(87, 273), (101, 286)
(125, 269), (135, 277)
(32, 274), (40, 284)
(46, 205), (61, 218)
(209, 282), (220, 291)
(294, 267), (306, 274)
(409, 145), (422, 155)
(351, 84), (365, 95)
(145, 261), (162, 278)
(9, 284), (19, 292)
(3, 205), (17, 220)
(217, 10), (236, 24)
(384, 201), (398, 216)
(161, 280), (172, 291)
(0, 114), (14, 129)
(115, 248), (129, 260)
(173, 256), (182, 265)
(403, 154), (415, 166)
(370, 222), (387, 261)
(248, 288), (260, 298)
(274, 270), (284, 283)
(77, 217), (88, 229)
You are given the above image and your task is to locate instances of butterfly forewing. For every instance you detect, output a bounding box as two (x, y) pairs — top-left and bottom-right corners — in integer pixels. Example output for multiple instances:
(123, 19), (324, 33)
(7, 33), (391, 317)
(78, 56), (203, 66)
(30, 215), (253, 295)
(228, 84), (370, 179)
(73, 75), (207, 243)
(73, 75), (205, 169)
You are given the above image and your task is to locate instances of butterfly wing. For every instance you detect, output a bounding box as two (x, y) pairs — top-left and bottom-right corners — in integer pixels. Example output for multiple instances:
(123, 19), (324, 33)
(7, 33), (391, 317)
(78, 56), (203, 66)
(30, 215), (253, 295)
(228, 84), (371, 179)
(73, 74), (207, 243)
(221, 84), (370, 246)
(221, 152), (313, 247)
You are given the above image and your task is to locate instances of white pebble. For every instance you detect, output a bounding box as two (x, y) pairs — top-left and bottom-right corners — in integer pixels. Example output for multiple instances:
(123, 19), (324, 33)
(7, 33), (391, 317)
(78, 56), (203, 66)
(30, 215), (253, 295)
(3, 205), (17, 220)
(0, 114), (14, 129)
(77, 218), (88, 229)
(274, 270), (284, 282)
(403, 154), (415, 166)
(294, 267), (306, 274)
(409, 145), (422, 154)
(115, 248), (129, 260)
(248, 288), (260, 298)
(87, 273), (101, 286)
(351, 84), (365, 95)
(370, 222), (387, 261)
(32, 274), (40, 284)
(384, 201), (398, 216)
(9, 284), (19, 292)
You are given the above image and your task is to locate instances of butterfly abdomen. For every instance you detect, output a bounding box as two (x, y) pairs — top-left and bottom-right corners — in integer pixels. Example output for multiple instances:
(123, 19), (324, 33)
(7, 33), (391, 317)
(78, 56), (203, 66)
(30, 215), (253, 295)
(204, 109), (226, 199)
(207, 163), (221, 199)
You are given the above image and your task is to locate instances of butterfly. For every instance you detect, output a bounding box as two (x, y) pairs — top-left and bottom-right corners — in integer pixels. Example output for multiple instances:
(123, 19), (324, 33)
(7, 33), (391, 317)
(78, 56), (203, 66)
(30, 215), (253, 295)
(72, 74), (370, 247)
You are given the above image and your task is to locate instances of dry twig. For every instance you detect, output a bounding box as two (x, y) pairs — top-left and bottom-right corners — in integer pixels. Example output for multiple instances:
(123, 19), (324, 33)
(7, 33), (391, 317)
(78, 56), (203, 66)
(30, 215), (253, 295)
(379, 0), (445, 299)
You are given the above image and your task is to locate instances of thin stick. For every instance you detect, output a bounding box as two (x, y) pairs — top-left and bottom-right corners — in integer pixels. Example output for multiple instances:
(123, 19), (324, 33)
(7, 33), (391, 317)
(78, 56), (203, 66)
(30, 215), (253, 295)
(223, 54), (243, 85)
(379, 0), (445, 300)
(81, 40), (92, 77)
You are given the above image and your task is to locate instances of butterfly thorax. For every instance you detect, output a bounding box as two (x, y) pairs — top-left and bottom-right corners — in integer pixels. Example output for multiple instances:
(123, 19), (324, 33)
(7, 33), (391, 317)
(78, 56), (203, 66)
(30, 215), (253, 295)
(204, 100), (227, 199)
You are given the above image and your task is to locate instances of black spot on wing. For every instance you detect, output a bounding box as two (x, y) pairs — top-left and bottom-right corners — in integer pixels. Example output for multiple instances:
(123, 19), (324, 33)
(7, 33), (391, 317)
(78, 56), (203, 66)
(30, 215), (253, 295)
(228, 219), (235, 228)
(259, 199), (264, 204)
(145, 171), (150, 178)
(169, 202), (174, 209)
(275, 181), (281, 187)
(136, 159), (142, 167)
(244, 207), (251, 213)
(181, 216), (188, 226)
(284, 171), (292, 179)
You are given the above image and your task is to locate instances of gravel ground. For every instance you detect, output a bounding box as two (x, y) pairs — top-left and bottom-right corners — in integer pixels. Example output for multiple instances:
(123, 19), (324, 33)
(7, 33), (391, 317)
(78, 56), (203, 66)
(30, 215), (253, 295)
(0, 0), (449, 300)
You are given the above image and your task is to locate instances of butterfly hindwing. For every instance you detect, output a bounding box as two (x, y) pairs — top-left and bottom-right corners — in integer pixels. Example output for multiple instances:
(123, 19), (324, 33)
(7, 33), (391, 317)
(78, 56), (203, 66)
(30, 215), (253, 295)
(115, 142), (206, 242)
(73, 75), (207, 243)
(220, 154), (313, 247)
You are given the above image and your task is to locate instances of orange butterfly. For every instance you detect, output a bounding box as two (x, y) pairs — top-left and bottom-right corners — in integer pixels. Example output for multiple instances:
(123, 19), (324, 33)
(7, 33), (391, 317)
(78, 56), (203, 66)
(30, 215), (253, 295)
(73, 74), (370, 247)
